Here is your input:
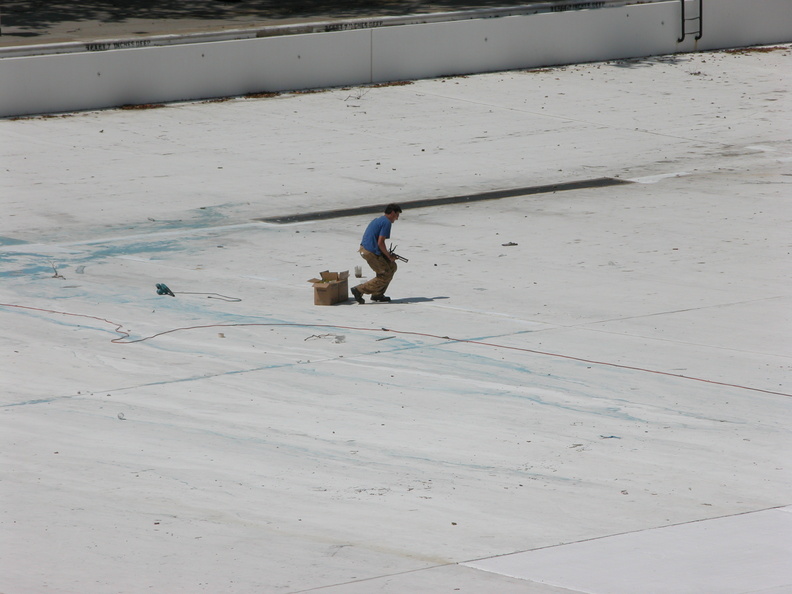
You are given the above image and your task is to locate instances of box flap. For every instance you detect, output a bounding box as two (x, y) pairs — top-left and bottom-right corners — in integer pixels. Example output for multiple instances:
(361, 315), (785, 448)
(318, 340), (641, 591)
(309, 271), (348, 284)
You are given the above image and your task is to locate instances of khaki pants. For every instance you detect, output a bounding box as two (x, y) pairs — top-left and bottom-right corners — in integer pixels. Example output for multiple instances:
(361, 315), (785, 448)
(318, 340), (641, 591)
(357, 246), (397, 296)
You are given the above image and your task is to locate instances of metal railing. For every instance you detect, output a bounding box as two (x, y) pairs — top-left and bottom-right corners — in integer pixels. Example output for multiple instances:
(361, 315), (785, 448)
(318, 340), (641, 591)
(678, 0), (703, 42)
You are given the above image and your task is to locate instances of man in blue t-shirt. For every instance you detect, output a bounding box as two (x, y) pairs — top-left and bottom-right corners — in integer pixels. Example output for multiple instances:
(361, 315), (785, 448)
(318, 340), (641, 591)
(351, 203), (402, 304)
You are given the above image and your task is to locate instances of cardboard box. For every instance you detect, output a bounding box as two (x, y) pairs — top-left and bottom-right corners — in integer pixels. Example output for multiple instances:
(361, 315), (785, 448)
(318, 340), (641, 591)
(307, 270), (349, 305)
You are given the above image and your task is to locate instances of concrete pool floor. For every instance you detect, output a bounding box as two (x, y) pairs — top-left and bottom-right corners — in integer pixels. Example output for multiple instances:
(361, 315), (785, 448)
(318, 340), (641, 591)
(1, 40), (790, 593)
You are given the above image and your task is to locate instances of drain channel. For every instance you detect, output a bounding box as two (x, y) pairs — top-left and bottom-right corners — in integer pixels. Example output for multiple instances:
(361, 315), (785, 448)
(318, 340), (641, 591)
(257, 177), (632, 224)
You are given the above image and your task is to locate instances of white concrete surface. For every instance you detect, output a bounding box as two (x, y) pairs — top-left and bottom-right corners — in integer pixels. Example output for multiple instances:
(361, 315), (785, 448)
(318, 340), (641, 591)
(464, 506), (792, 594)
(1, 44), (791, 593)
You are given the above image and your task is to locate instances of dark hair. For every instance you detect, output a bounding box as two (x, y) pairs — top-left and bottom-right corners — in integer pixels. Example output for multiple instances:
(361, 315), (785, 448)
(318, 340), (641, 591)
(385, 203), (402, 214)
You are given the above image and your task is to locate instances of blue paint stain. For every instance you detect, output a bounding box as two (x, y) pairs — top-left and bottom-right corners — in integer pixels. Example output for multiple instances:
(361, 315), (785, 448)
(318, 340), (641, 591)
(0, 236), (28, 246)
(0, 209), (265, 281)
(0, 239), (184, 279)
(80, 239), (183, 260)
(106, 205), (235, 235)
(1, 397), (69, 408)
(0, 260), (61, 278)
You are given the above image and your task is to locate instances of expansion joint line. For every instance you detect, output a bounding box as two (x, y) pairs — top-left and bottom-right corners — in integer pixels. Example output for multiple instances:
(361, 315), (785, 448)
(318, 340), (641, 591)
(2, 303), (789, 398)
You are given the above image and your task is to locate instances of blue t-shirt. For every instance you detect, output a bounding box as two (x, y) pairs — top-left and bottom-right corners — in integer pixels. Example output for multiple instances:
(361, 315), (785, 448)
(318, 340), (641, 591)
(361, 216), (392, 255)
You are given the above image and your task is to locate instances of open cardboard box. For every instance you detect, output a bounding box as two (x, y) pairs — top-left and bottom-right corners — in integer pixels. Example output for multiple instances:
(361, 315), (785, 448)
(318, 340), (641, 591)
(307, 270), (349, 305)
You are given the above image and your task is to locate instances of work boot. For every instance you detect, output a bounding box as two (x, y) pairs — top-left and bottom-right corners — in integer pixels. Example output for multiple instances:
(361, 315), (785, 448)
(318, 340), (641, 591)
(371, 294), (391, 302)
(351, 286), (365, 304)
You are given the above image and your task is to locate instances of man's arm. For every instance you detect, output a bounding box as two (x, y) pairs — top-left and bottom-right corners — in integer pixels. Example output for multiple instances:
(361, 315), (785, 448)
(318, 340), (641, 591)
(377, 235), (395, 261)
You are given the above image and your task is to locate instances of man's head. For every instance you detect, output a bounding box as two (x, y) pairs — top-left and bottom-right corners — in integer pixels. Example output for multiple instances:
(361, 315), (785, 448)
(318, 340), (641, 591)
(385, 203), (402, 222)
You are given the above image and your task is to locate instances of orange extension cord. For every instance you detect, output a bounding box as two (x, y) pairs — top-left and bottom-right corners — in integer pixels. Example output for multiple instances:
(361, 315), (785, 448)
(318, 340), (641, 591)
(2, 302), (789, 398)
